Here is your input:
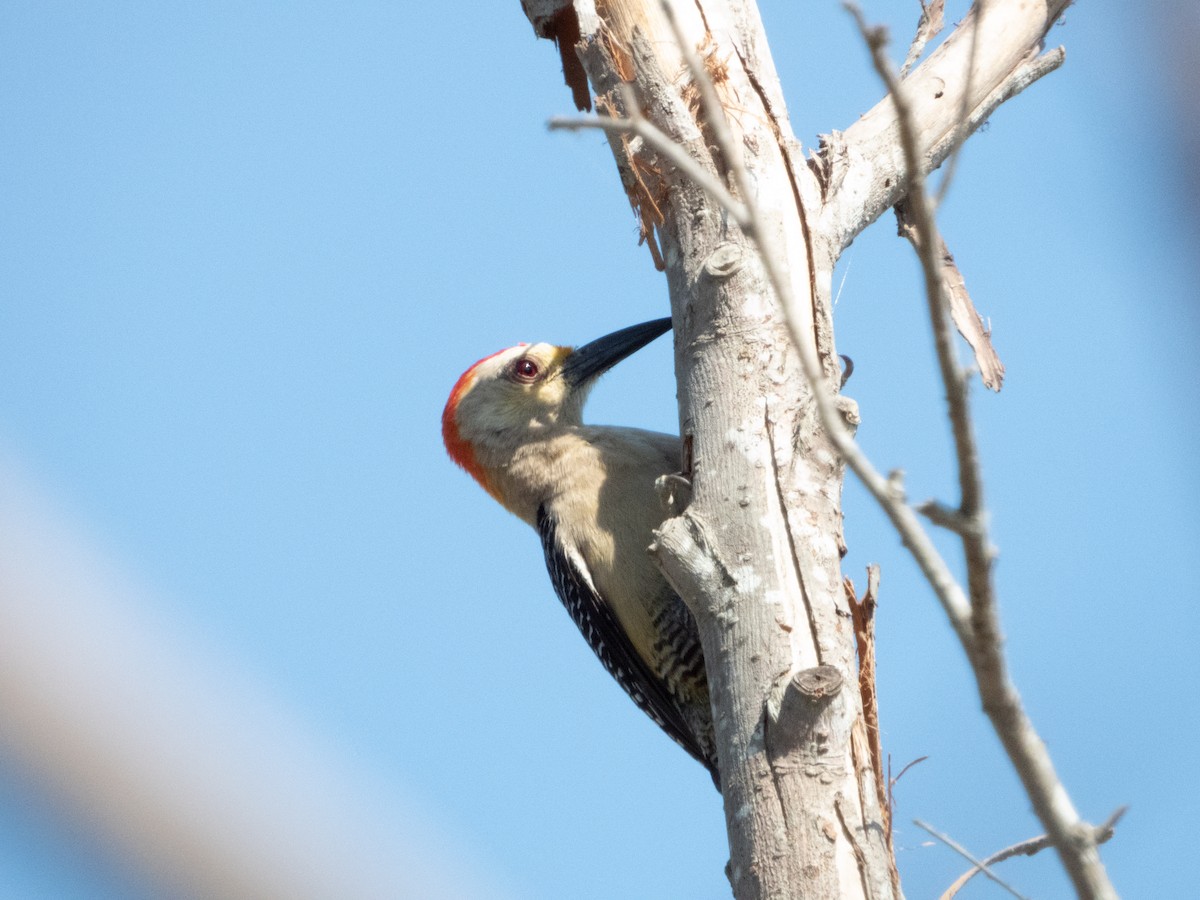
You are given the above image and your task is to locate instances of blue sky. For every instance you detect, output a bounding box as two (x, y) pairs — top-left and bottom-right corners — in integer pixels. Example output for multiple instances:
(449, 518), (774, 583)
(1, 2), (1195, 898)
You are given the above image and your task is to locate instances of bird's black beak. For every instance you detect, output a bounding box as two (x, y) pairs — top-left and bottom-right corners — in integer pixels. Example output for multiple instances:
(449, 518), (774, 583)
(560, 317), (673, 389)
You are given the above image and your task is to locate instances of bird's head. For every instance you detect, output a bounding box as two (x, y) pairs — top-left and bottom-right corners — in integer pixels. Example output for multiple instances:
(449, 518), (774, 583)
(442, 317), (672, 499)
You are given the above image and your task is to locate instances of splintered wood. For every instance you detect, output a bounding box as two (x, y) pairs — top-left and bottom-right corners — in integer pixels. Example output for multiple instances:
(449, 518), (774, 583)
(896, 200), (1006, 391)
(845, 567), (888, 844)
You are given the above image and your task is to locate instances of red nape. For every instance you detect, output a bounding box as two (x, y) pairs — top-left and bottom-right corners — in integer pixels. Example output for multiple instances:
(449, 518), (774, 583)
(441, 346), (523, 500)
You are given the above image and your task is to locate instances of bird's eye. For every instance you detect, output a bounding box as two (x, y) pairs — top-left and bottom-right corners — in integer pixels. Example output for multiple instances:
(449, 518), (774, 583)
(512, 357), (540, 383)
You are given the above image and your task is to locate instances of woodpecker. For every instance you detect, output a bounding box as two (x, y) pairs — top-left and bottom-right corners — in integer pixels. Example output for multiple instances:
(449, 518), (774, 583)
(442, 318), (718, 786)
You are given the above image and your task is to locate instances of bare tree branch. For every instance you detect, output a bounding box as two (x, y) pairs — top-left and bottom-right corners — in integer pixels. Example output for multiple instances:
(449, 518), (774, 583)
(819, 0), (1069, 247)
(923, 45), (1065, 170)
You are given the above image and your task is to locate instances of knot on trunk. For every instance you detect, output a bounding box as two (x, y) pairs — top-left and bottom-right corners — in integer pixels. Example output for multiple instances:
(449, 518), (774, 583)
(765, 665), (847, 767)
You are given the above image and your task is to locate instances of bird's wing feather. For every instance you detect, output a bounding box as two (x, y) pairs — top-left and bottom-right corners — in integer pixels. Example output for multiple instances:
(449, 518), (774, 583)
(537, 504), (712, 771)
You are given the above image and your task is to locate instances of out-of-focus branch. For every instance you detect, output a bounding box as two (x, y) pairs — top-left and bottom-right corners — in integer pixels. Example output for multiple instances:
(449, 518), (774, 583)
(549, 91), (746, 224)
(847, 6), (1118, 897)
(935, 0), (984, 205)
(0, 458), (501, 900)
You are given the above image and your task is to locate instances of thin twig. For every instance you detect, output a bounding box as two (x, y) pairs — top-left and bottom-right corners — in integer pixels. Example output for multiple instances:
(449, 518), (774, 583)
(833, 254), (852, 307)
(941, 807), (1128, 900)
(548, 112), (747, 224)
(936, 0), (986, 206)
(886, 753), (927, 847)
(658, 2), (755, 222)
(914, 819), (1031, 900)
(890, 754), (927, 790)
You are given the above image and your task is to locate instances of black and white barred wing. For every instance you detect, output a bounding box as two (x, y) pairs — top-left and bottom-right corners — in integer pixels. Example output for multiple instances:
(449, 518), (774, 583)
(536, 505), (710, 771)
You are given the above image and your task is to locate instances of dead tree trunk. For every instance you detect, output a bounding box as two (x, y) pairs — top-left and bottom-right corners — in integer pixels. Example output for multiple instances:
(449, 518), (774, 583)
(525, 3), (891, 894)
(520, 1), (1109, 898)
